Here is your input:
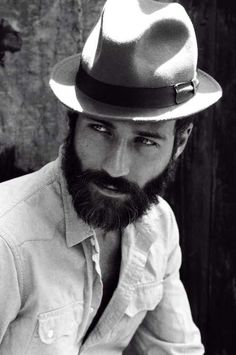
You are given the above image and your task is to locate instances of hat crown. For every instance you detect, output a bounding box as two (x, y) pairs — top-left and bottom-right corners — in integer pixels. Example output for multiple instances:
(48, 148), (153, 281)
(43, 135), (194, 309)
(49, 0), (222, 121)
(82, 0), (198, 88)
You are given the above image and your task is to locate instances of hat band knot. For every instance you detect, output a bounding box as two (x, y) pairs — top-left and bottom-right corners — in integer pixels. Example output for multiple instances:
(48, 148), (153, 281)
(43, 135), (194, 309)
(76, 66), (199, 109)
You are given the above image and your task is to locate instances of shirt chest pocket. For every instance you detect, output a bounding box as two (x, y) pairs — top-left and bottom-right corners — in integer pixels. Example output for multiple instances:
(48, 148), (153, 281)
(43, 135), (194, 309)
(109, 283), (163, 345)
(28, 302), (84, 355)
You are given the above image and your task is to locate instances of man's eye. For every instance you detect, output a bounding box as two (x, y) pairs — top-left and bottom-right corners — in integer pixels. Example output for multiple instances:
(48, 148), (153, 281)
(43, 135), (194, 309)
(90, 124), (109, 133)
(136, 137), (158, 147)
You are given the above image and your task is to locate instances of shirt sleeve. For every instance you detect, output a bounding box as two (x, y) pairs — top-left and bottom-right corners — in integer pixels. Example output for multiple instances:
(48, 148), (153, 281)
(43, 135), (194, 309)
(0, 234), (21, 343)
(124, 207), (205, 355)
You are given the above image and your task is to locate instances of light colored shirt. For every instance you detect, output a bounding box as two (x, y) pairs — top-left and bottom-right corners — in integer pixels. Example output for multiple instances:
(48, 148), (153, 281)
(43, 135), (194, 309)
(0, 155), (204, 355)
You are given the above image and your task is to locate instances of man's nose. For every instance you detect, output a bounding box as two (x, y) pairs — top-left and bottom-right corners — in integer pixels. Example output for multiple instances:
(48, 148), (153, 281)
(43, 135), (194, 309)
(102, 140), (130, 178)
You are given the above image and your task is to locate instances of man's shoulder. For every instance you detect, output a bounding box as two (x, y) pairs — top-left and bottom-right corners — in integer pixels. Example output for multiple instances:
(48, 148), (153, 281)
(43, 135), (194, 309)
(0, 160), (57, 214)
(0, 160), (63, 246)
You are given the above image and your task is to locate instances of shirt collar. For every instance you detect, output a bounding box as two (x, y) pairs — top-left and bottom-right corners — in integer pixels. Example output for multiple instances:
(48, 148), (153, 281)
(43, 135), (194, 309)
(55, 147), (94, 248)
(125, 205), (163, 253)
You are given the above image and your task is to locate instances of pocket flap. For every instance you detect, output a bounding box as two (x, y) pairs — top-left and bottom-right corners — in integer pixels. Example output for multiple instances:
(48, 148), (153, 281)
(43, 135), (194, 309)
(38, 302), (83, 344)
(125, 283), (163, 317)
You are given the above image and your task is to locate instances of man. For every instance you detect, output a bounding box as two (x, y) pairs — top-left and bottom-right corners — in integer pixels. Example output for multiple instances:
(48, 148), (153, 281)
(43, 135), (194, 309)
(0, 0), (222, 354)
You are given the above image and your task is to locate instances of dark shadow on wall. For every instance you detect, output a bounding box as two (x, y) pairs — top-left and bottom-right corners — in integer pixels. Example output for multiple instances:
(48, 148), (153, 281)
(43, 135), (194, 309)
(0, 18), (22, 66)
(0, 147), (31, 182)
(0, 18), (25, 181)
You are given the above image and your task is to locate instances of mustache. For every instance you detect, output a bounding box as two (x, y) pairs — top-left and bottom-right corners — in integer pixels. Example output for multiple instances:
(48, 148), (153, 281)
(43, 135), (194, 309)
(73, 169), (141, 195)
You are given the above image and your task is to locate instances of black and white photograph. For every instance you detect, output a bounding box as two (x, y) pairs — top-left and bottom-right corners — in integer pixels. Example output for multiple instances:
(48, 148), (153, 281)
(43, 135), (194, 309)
(0, 0), (235, 354)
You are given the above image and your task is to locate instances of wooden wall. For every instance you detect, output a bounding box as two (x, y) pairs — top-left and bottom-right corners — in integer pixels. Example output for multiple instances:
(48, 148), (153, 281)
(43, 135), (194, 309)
(169, 1), (236, 354)
(0, 1), (235, 354)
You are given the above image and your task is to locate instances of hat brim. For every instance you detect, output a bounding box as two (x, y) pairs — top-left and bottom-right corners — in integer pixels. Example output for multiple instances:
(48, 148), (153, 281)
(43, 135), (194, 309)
(49, 54), (222, 121)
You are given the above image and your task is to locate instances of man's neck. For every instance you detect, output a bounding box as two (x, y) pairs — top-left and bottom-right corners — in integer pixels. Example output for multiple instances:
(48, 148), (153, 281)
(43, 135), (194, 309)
(95, 228), (121, 243)
(95, 228), (122, 274)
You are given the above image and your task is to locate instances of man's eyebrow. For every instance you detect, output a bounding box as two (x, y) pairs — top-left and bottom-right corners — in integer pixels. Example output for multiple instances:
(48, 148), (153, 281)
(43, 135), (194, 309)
(86, 116), (167, 139)
(135, 130), (167, 140)
(86, 116), (115, 129)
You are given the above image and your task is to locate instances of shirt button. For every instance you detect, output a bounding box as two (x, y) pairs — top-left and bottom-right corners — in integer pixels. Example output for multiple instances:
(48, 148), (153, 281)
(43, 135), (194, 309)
(90, 307), (95, 314)
(47, 329), (54, 338)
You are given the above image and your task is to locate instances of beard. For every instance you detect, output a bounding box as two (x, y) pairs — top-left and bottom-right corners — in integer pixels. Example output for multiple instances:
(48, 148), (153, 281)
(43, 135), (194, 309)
(61, 124), (178, 232)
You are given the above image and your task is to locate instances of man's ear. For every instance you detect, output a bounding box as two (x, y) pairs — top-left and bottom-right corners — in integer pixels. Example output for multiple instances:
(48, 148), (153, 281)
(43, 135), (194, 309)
(173, 123), (193, 160)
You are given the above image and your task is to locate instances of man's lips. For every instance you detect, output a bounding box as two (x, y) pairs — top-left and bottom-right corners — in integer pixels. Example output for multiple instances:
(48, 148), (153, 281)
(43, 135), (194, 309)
(102, 184), (119, 191)
(91, 182), (128, 198)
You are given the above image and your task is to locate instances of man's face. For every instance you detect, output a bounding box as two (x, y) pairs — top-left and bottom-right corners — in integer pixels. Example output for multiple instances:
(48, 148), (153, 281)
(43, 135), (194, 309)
(62, 114), (179, 231)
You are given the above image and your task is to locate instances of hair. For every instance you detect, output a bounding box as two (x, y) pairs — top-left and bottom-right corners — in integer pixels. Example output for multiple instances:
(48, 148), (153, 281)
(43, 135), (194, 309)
(173, 116), (194, 155)
(66, 109), (79, 134)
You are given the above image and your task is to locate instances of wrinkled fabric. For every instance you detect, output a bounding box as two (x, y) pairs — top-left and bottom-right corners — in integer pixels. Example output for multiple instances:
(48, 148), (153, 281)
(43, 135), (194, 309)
(0, 155), (204, 355)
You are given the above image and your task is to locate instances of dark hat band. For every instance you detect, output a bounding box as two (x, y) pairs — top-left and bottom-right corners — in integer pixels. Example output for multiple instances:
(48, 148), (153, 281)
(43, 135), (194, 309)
(76, 65), (199, 109)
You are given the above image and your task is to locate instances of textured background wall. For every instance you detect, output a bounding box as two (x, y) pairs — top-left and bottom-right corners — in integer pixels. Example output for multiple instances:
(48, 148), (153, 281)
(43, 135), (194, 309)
(0, 0), (106, 177)
(0, 1), (235, 354)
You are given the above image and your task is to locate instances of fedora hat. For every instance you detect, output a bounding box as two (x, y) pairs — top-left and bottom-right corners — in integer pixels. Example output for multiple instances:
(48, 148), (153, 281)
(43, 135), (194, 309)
(49, 0), (222, 121)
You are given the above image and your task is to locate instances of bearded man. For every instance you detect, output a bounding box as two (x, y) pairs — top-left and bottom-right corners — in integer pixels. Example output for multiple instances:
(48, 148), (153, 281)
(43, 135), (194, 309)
(0, 0), (222, 354)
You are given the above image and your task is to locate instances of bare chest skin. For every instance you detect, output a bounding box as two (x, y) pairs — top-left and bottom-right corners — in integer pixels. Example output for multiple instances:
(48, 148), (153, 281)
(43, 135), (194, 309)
(85, 229), (122, 338)
(97, 229), (122, 286)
